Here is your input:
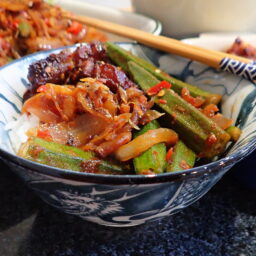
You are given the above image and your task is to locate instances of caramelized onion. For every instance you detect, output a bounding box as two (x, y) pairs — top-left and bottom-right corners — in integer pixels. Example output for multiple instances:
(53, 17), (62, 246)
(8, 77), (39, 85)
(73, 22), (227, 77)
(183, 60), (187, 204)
(22, 71), (152, 155)
(22, 93), (61, 123)
(140, 110), (165, 125)
(115, 128), (178, 161)
(96, 132), (132, 158)
(67, 113), (109, 146)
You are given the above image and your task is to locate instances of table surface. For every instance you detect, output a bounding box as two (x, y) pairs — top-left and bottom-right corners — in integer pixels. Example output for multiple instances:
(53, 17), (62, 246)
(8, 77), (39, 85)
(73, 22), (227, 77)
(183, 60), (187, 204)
(0, 160), (255, 256)
(1, 1), (255, 255)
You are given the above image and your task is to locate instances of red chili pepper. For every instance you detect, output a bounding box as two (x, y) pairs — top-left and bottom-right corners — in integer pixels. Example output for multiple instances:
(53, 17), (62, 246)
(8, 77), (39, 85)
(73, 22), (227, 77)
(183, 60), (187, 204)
(193, 97), (205, 108)
(203, 103), (219, 117)
(158, 99), (167, 104)
(37, 129), (51, 140)
(67, 21), (83, 35)
(153, 151), (158, 156)
(181, 88), (205, 108)
(206, 133), (217, 146)
(37, 85), (48, 93)
(147, 81), (171, 96)
(11, 19), (20, 30)
(166, 147), (173, 162)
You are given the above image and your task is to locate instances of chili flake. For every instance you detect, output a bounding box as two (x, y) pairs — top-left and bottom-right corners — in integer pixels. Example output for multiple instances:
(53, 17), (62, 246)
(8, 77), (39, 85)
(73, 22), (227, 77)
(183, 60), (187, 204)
(158, 99), (167, 104)
(203, 104), (219, 117)
(67, 21), (83, 35)
(166, 147), (174, 162)
(147, 81), (171, 96)
(206, 133), (217, 146)
(181, 87), (205, 108)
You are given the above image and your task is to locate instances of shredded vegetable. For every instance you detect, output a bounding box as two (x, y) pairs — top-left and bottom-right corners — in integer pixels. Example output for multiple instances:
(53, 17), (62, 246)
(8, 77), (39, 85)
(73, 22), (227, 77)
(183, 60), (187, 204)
(115, 128), (178, 161)
(0, 0), (107, 66)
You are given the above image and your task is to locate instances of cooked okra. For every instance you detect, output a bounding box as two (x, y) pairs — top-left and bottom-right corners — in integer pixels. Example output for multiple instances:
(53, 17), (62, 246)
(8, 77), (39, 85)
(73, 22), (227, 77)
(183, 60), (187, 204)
(13, 42), (240, 175)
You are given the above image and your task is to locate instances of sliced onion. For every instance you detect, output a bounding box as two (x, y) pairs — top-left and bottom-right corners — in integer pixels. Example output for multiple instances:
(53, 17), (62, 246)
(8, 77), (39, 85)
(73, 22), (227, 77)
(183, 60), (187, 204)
(140, 110), (165, 125)
(22, 93), (61, 123)
(115, 128), (178, 161)
(67, 113), (109, 146)
(96, 131), (132, 158)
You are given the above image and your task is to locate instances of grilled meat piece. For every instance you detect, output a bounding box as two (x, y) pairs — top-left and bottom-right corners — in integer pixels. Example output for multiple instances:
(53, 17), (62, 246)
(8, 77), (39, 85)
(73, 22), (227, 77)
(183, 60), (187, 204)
(26, 42), (135, 100)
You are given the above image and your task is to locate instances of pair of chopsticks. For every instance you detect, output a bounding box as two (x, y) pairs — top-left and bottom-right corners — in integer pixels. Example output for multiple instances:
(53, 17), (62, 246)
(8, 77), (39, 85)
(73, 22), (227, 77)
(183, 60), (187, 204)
(64, 12), (256, 82)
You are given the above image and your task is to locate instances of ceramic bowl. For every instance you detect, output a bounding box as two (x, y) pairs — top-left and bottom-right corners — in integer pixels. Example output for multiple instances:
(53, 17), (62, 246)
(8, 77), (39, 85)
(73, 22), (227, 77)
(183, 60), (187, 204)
(183, 33), (256, 189)
(132, 0), (256, 37)
(0, 43), (255, 227)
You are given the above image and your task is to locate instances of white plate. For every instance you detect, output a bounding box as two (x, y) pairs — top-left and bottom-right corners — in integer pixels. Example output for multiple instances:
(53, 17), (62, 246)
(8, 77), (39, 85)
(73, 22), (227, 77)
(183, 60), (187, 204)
(182, 33), (256, 52)
(53, 0), (162, 41)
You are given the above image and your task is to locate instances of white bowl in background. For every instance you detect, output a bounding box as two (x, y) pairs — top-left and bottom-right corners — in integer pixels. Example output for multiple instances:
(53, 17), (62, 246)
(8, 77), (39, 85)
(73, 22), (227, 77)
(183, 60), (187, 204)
(132, 0), (256, 37)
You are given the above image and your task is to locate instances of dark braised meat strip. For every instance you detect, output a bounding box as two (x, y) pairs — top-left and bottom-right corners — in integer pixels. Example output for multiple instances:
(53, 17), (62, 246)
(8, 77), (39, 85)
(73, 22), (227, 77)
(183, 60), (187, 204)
(26, 42), (135, 100)
(28, 42), (107, 87)
(72, 42), (107, 65)
(28, 49), (73, 87)
(70, 60), (135, 92)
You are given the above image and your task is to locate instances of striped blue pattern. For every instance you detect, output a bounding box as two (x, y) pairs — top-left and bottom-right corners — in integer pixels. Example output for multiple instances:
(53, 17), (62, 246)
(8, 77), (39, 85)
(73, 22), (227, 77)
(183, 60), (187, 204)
(219, 57), (256, 82)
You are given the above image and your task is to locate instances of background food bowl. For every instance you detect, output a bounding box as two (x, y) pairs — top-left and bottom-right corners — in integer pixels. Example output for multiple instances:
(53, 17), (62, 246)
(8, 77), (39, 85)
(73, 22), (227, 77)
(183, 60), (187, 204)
(0, 43), (255, 227)
(132, 0), (256, 37)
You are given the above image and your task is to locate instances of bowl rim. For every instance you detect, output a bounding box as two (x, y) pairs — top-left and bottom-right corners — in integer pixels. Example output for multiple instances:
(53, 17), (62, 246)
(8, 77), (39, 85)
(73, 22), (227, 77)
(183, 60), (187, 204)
(57, 0), (163, 37)
(0, 43), (255, 185)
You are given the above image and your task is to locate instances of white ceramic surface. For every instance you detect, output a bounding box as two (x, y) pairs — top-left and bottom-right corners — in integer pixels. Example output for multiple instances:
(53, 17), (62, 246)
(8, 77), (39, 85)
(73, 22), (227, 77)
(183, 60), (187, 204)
(70, 0), (132, 9)
(53, 0), (161, 41)
(132, 0), (256, 37)
(182, 33), (256, 52)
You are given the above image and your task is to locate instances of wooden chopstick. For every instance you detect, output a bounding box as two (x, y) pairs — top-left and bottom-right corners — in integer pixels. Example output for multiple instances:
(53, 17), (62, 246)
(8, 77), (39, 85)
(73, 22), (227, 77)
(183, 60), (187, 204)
(63, 12), (256, 82)
(64, 13), (251, 68)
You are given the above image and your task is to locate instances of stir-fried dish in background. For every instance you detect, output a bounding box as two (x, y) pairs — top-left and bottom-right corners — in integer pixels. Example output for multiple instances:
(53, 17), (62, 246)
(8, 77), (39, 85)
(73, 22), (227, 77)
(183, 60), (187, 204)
(0, 0), (107, 66)
(226, 37), (256, 60)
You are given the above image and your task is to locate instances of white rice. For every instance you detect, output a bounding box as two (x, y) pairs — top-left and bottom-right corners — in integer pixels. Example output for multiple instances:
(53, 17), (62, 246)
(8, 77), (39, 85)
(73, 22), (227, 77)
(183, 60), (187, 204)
(5, 114), (39, 153)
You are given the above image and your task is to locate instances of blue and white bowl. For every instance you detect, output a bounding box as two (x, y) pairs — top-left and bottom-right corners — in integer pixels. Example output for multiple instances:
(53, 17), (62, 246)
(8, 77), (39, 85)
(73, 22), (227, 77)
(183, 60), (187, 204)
(183, 33), (256, 190)
(0, 43), (255, 227)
